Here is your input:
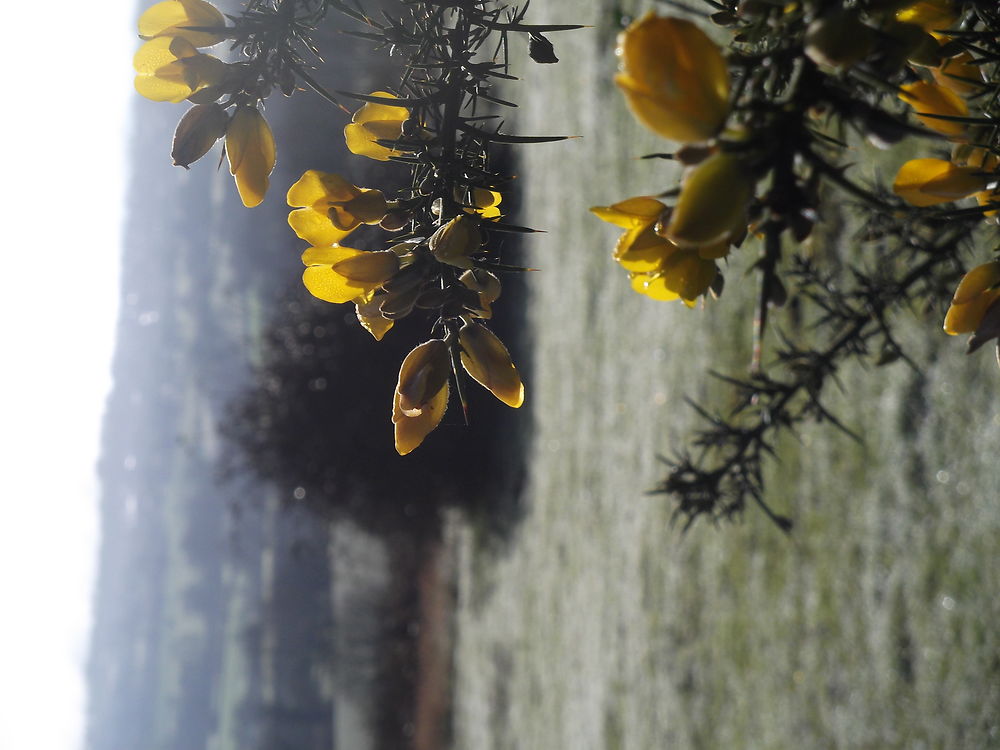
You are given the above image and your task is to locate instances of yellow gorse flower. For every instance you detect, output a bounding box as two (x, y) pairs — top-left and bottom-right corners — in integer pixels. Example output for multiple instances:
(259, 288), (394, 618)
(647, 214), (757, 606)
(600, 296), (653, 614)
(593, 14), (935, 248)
(138, 0), (227, 47)
(344, 92), (411, 161)
(226, 105), (276, 207)
(892, 158), (991, 206)
(615, 13), (730, 143)
(943, 260), (1000, 336)
(133, 36), (226, 102)
(287, 170), (388, 246)
(591, 196), (729, 304)
(301, 246), (400, 304)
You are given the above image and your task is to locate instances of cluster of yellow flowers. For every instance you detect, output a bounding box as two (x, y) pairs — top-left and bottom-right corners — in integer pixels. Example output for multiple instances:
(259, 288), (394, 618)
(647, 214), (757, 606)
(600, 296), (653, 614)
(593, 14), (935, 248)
(592, 14), (750, 306)
(287, 94), (523, 454)
(133, 0), (275, 207)
(879, 1), (1000, 351)
(595, 2), (1000, 363)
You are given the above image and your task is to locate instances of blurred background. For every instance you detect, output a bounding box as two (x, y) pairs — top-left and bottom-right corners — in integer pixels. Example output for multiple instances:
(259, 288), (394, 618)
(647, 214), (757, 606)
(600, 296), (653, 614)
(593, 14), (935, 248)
(5, 2), (998, 750)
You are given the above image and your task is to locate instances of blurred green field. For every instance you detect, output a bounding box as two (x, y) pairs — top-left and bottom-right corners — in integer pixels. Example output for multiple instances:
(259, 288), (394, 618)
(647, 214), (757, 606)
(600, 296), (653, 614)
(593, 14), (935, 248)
(449, 2), (1000, 748)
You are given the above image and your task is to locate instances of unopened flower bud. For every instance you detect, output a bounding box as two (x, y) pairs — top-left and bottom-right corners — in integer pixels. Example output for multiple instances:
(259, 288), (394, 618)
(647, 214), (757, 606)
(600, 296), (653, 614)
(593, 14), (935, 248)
(804, 10), (875, 70)
(429, 215), (481, 268)
(528, 32), (559, 64)
(171, 102), (228, 168)
(666, 152), (753, 248)
(458, 322), (524, 408)
(380, 210), (410, 231)
(396, 339), (451, 416)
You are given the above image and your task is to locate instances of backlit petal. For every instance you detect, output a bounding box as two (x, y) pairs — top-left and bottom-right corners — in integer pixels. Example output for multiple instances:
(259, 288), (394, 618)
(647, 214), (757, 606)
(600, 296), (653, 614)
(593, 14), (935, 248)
(458, 322), (524, 408)
(392, 381), (448, 455)
(138, 0), (227, 47)
(287, 170), (358, 208)
(288, 208), (353, 246)
(591, 196), (665, 228)
(302, 264), (373, 304)
(226, 106), (275, 207)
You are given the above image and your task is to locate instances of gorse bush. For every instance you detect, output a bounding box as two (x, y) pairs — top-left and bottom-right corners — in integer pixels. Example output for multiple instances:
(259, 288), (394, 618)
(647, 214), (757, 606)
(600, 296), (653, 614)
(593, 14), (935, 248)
(134, 0), (999, 529)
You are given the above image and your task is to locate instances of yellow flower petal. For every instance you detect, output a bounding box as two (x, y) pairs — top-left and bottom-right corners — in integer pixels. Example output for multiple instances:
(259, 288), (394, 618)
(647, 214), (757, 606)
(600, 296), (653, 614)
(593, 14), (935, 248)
(458, 322), (524, 408)
(287, 170), (358, 207)
(301, 245), (362, 266)
(332, 190), (387, 230)
(630, 273), (680, 301)
(614, 226), (676, 272)
(591, 196), (666, 228)
(134, 60), (197, 102)
(226, 106), (275, 207)
(302, 266), (372, 304)
(288, 208), (354, 247)
(952, 261), (1000, 305)
(944, 294), (998, 334)
(138, 0), (227, 47)
(344, 92), (410, 161)
(899, 81), (968, 137)
(301, 247), (386, 303)
(892, 158), (988, 207)
(134, 37), (217, 102)
(356, 297), (394, 341)
(658, 250), (718, 301)
(352, 92), (410, 125)
(615, 14), (730, 143)
(330, 250), (400, 284)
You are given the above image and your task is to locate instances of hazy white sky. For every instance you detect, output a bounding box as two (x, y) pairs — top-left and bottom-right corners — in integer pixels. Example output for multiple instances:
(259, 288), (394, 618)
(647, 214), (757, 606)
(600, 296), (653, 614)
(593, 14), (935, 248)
(0, 2), (133, 748)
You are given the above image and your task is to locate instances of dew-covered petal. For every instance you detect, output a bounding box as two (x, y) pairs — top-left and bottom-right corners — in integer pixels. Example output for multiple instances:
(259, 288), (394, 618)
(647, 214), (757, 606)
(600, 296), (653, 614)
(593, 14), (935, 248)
(288, 208), (353, 246)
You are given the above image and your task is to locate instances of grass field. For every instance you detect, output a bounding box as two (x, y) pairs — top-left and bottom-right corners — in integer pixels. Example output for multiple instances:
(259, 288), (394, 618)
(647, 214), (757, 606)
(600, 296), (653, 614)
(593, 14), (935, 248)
(448, 2), (1000, 748)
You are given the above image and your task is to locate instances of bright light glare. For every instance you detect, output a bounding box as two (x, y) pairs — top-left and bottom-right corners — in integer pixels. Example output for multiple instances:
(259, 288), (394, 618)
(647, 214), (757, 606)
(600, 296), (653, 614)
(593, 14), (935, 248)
(0, 3), (133, 749)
